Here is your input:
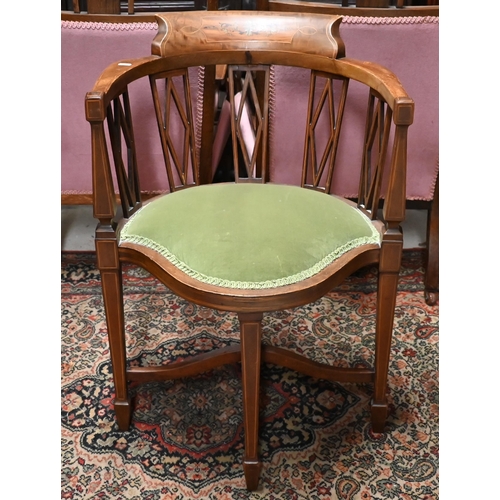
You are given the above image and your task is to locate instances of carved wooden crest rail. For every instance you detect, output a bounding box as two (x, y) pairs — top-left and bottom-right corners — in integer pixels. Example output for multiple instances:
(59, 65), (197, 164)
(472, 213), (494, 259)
(152, 11), (345, 60)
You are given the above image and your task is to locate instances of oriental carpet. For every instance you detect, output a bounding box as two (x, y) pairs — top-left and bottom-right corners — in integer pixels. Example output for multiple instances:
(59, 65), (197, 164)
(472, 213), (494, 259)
(61, 250), (438, 499)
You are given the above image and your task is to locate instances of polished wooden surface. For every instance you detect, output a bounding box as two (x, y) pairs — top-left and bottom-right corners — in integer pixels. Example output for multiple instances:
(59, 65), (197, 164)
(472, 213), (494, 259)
(151, 11), (345, 59)
(87, 0), (120, 14)
(86, 11), (413, 490)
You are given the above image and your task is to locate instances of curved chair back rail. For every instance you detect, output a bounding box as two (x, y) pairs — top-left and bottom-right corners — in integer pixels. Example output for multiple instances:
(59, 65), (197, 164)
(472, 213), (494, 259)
(87, 53), (412, 118)
(85, 10), (413, 492)
(86, 12), (413, 218)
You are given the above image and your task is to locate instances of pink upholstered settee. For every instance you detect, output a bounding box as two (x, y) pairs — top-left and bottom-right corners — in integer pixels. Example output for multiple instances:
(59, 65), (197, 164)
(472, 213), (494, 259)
(62, 21), (161, 199)
(269, 16), (438, 202)
(62, 16), (437, 200)
(61, 14), (438, 299)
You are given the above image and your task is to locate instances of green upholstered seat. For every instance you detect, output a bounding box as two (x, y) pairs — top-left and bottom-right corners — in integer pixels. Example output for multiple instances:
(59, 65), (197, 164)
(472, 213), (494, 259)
(119, 183), (380, 289)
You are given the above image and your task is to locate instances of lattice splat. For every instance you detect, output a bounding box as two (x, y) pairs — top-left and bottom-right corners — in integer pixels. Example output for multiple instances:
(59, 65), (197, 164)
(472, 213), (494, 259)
(228, 66), (270, 182)
(358, 90), (393, 219)
(106, 90), (141, 219)
(150, 69), (198, 191)
(302, 71), (349, 193)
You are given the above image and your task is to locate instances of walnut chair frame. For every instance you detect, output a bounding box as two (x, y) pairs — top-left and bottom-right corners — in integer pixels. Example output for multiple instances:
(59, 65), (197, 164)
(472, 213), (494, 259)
(86, 11), (413, 491)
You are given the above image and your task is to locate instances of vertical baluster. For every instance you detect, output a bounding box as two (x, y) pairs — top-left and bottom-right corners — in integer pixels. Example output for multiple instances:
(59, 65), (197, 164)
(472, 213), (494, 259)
(324, 77), (349, 193)
(107, 97), (133, 217)
(358, 92), (376, 213)
(183, 72), (199, 186)
(150, 76), (175, 191)
(120, 91), (141, 205)
(302, 71), (317, 188)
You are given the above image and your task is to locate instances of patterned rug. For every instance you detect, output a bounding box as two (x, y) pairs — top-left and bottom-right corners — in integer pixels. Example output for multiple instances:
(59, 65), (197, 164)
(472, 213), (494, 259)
(61, 250), (438, 499)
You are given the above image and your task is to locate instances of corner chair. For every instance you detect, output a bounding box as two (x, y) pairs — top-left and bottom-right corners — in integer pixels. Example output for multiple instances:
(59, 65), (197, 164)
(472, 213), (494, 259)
(86, 10), (414, 491)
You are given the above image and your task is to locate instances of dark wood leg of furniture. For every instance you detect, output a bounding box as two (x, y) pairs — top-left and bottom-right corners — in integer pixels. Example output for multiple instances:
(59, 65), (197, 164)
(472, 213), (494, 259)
(239, 312), (263, 491)
(424, 176), (439, 305)
(100, 266), (132, 431)
(371, 239), (402, 433)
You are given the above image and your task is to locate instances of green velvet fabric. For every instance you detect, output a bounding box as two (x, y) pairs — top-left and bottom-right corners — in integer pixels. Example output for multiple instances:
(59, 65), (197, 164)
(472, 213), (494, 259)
(120, 184), (380, 289)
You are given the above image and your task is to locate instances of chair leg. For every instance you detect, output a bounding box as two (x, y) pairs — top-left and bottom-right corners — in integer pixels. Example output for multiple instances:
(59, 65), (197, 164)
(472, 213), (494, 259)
(100, 267), (132, 431)
(424, 177), (439, 305)
(371, 239), (402, 433)
(239, 312), (263, 491)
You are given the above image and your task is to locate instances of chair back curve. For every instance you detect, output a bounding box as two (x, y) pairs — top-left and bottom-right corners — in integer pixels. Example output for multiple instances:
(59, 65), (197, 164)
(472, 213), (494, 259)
(86, 10), (413, 234)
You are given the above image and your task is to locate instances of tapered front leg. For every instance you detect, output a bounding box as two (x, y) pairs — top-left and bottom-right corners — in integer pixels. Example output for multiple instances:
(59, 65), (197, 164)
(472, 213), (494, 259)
(97, 239), (131, 431)
(239, 312), (263, 491)
(372, 238), (402, 433)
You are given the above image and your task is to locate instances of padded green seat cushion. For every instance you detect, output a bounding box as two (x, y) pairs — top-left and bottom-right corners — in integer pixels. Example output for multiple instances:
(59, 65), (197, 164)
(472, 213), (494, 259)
(119, 183), (380, 289)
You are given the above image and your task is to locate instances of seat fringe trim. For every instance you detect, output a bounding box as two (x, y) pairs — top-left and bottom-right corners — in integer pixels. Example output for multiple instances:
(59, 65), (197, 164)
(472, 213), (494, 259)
(120, 224), (380, 290)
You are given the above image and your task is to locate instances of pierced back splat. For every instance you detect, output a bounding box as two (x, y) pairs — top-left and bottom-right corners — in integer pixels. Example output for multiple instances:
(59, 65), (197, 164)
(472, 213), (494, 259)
(302, 70), (349, 194)
(228, 65), (270, 183)
(150, 69), (199, 192)
(358, 90), (393, 219)
(106, 90), (141, 219)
